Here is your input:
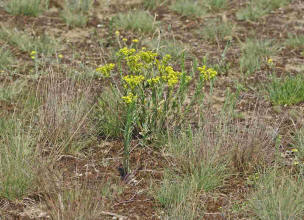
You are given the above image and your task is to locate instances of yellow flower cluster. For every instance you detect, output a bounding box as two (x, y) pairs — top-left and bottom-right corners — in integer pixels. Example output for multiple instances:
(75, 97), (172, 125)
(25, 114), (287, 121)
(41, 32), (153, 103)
(156, 54), (171, 75)
(117, 47), (136, 57)
(137, 50), (158, 63)
(30, 50), (37, 60)
(162, 66), (182, 87)
(96, 63), (115, 77)
(147, 76), (161, 86)
(123, 74), (145, 89)
(185, 75), (192, 83)
(120, 48), (158, 73)
(267, 58), (273, 64)
(111, 47), (189, 103)
(125, 54), (143, 73)
(122, 92), (137, 104)
(162, 54), (171, 64)
(197, 65), (217, 81)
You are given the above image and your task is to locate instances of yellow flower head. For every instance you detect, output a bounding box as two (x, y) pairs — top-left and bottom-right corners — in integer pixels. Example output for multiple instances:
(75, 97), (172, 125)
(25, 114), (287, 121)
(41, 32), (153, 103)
(122, 38), (128, 42)
(162, 66), (181, 87)
(132, 39), (139, 43)
(147, 76), (161, 86)
(30, 50), (37, 59)
(291, 148), (298, 153)
(96, 63), (115, 77)
(122, 92), (137, 104)
(123, 74), (145, 89)
(58, 54), (63, 59)
(125, 54), (143, 73)
(267, 58), (273, 65)
(137, 50), (157, 64)
(185, 75), (192, 83)
(115, 30), (120, 36)
(198, 65), (217, 81)
(293, 161), (299, 165)
(117, 47), (136, 57)
(163, 54), (171, 63)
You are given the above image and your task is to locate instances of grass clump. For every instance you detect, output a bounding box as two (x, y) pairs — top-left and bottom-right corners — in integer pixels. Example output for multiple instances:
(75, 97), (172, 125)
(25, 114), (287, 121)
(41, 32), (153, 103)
(170, 0), (227, 17)
(0, 26), (58, 55)
(144, 38), (188, 59)
(95, 87), (125, 139)
(170, 0), (206, 17)
(44, 181), (105, 219)
(0, 79), (27, 102)
(0, 117), (36, 200)
(157, 172), (204, 219)
(240, 38), (276, 74)
(294, 127), (304, 161)
(142, 0), (167, 10)
(197, 19), (234, 43)
(247, 170), (304, 220)
(204, 0), (227, 11)
(61, 0), (94, 27)
(285, 34), (304, 49)
(112, 10), (157, 33)
(236, 0), (290, 21)
(156, 129), (227, 218)
(4, 0), (49, 16)
(37, 78), (94, 155)
(268, 74), (304, 106)
(0, 46), (15, 71)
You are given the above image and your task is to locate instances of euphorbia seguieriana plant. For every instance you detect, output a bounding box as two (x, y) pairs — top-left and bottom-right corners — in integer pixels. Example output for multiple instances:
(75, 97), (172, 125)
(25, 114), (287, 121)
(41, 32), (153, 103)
(96, 46), (217, 173)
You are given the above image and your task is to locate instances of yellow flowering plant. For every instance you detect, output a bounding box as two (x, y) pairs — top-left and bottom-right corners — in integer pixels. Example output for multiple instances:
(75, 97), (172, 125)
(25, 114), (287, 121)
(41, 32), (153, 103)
(96, 63), (115, 77)
(97, 44), (218, 174)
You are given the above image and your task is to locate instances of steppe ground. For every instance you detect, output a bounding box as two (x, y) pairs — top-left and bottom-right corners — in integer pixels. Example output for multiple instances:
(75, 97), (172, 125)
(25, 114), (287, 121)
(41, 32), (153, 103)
(0, 0), (304, 219)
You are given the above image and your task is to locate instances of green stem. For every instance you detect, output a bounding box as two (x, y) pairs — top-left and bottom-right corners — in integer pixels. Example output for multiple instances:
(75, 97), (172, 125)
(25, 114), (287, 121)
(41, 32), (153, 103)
(123, 102), (136, 174)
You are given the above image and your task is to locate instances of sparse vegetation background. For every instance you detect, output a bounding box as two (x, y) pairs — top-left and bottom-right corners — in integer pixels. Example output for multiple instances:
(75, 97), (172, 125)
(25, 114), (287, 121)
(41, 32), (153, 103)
(0, 0), (304, 219)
